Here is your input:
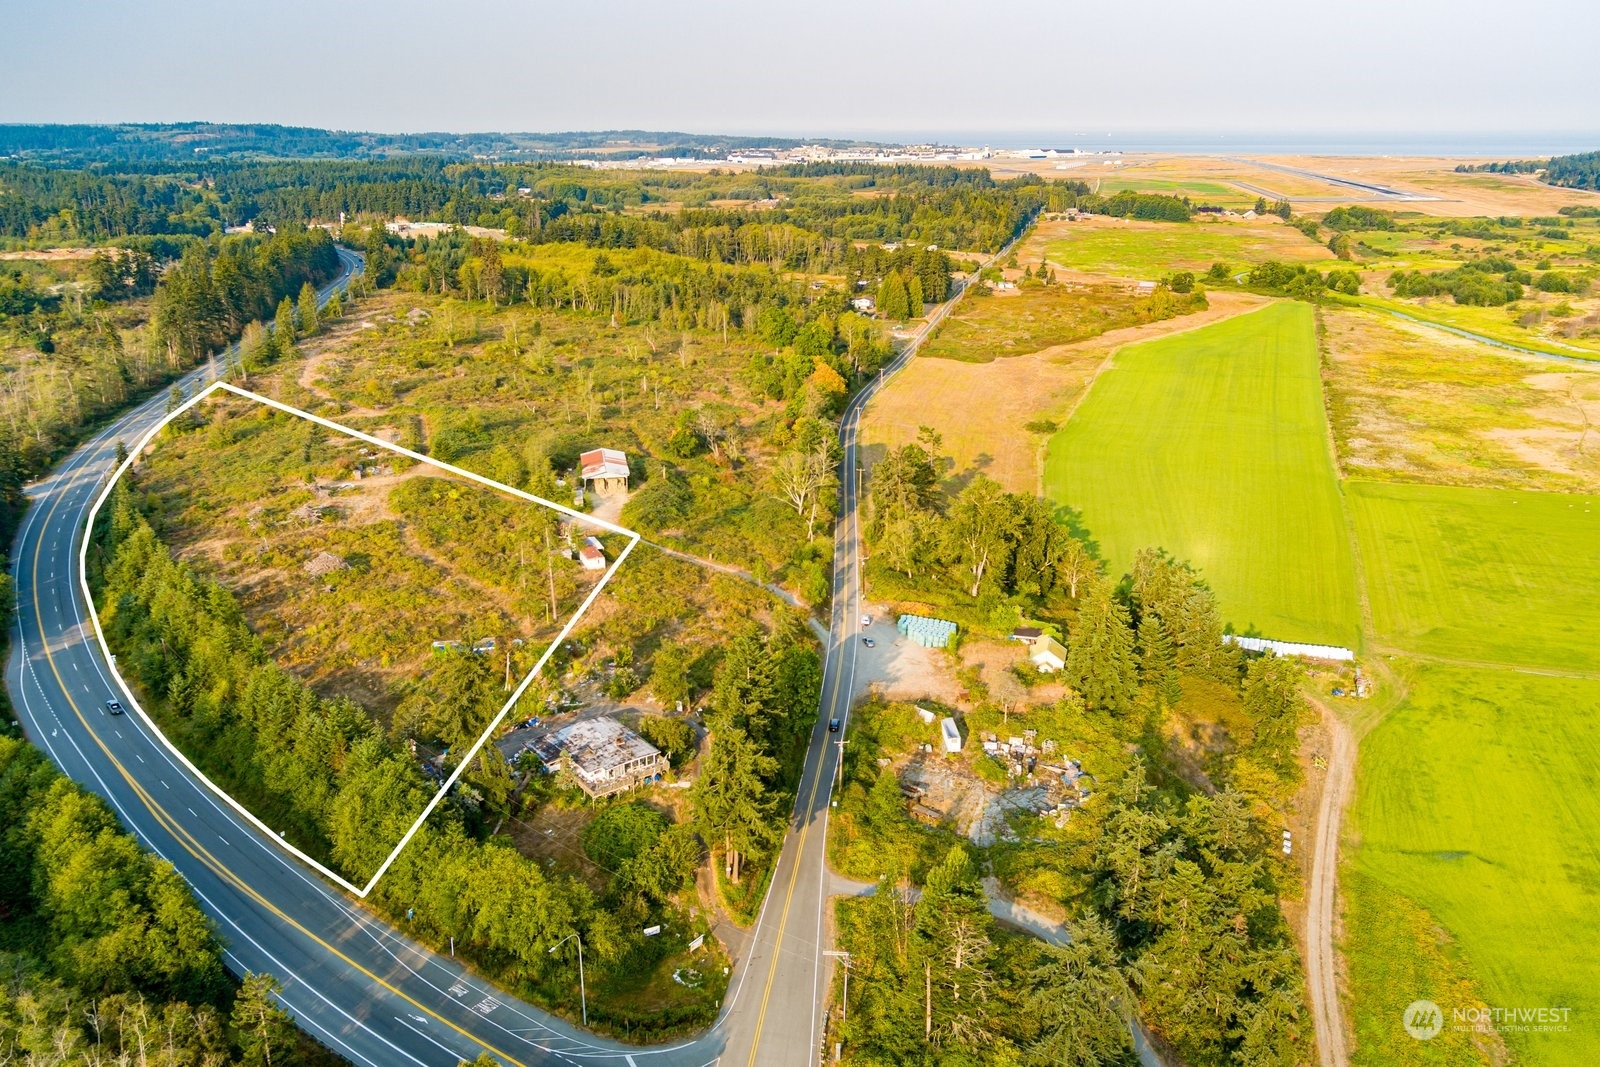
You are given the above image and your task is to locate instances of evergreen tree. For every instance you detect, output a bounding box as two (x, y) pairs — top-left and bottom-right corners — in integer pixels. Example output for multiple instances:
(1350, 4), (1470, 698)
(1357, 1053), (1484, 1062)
(1242, 654), (1306, 773)
(876, 271), (911, 320)
(709, 627), (781, 746)
(915, 846), (995, 1049)
(296, 281), (320, 337)
(274, 295), (297, 346)
(692, 728), (781, 884)
(1137, 611), (1181, 708)
(232, 973), (297, 1067)
(1066, 578), (1138, 714)
(1023, 917), (1136, 1066)
(905, 272), (924, 313)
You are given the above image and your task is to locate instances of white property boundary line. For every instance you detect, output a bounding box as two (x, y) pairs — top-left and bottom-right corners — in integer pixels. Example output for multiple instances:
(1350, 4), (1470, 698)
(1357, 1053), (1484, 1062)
(78, 379), (641, 898)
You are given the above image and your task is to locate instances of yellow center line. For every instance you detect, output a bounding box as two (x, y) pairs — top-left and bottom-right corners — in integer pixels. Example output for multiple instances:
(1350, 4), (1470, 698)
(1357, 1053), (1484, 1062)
(744, 595), (847, 1064)
(28, 473), (536, 1067)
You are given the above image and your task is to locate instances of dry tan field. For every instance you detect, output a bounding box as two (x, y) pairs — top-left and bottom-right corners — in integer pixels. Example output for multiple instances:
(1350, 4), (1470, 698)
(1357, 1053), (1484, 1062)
(975, 153), (1600, 218)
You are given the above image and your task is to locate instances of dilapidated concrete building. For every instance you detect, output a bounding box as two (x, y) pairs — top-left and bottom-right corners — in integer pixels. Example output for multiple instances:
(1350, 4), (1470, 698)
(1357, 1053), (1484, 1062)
(531, 717), (666, 798)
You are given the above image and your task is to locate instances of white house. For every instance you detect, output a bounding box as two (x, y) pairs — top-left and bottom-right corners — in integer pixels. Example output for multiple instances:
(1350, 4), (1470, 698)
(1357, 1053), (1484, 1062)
(1030, 636), (1067, 673)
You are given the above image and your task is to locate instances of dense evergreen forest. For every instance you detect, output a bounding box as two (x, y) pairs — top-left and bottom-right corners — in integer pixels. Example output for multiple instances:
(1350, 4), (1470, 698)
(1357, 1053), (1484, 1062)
(1455, 148), (1600, 189)
(0, 732), (340, 1066)
(0, 157), (1055, 246)
(1545, 149), (1600, 190)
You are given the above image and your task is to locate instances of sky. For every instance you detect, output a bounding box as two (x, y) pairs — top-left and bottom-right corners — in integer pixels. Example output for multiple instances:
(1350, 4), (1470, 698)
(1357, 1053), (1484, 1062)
(4, 0), (1599, 146)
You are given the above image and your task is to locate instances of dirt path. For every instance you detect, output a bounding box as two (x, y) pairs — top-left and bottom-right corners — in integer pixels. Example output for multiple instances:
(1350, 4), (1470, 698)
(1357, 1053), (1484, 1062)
(1306, 697), (1354, 1067)
(642, 540), (811, 615)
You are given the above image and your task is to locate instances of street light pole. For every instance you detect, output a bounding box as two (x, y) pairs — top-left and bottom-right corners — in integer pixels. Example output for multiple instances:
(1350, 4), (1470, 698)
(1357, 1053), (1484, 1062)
(549, 932), (587, 1027)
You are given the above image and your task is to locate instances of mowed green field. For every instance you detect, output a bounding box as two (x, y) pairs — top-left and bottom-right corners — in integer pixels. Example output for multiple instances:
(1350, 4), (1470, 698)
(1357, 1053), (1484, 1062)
(1351, 663), (1600, 1066)
(1092, 177), (1256, 206)
(1350, 481), (1600, 670)
(1045, 218), (1336, 279)
(1044, 301), (1360, 646)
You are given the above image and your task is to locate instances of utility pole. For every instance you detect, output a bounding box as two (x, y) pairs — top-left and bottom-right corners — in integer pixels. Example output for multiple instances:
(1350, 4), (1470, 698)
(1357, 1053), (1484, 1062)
(544, 526), (557, 622)
(823, 950), (852, 1024)
(549, 933), (587, 1027)
(834, 736), (848, 790)
(925, 958), (932, 1038)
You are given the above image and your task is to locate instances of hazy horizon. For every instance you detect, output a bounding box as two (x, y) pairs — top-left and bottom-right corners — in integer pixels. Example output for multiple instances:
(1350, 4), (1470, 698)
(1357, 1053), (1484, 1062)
(4, 0), (1598, 147)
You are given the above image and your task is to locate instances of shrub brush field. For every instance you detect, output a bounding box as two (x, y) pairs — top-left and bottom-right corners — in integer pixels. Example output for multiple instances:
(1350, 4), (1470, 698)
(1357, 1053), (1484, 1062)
(1349, 481), (1600, 671)
(1045, 302), (1360, 646)
(918, 280), (1207, 363)
(1349, 663), (1600, 1067)
(124, 393), (603, 724)
(1043, 216), (1336, 279)
(1321, 308), (1600, 494)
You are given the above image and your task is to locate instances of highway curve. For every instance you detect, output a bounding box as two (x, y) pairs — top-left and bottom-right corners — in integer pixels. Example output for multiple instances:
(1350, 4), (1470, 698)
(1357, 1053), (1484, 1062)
(7, 235), (1016, 1067)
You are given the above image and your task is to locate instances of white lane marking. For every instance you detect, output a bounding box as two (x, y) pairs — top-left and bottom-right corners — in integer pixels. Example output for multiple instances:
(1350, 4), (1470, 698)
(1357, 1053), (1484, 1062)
(15, 630), (430, 1067)
(13, 253), (646, 1067)
(160, 778), (169, 788)
(218, 836), (228, 846)
(392, 1015), (470, 1062)
(187, 807), (197, 818)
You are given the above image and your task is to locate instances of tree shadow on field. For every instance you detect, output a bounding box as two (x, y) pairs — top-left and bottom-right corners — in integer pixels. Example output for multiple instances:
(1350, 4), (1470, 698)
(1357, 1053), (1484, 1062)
(1049, 501), (1101, 559)
(944, 453), (995, 494)
(856, 441), (887, 475)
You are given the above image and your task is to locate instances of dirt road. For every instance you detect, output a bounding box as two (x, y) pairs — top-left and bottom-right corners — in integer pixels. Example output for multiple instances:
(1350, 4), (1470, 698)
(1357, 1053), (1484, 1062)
(1306, 698), (1354, 1067)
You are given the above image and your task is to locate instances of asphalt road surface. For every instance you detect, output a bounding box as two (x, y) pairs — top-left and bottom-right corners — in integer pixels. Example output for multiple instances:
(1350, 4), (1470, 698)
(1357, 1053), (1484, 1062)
(8, 235), (1020, 1067)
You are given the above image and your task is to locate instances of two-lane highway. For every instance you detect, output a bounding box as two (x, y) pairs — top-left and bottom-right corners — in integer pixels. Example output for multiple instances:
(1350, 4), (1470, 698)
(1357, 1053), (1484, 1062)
(8, 250), (728, 1067)
(9, 230), (1023, 1067)
(719, 232), (1030, 1066)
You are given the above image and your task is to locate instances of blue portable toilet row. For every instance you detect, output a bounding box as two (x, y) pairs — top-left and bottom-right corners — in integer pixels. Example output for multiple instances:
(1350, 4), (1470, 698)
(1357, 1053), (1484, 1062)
(897, 613), (957, 649)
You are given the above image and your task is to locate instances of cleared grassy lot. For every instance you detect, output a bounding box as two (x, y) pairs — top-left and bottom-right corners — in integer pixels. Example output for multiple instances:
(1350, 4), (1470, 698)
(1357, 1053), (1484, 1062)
(1349, 481), (1600, 671)
(1044, 301), (1360, 646)
(1091, 176), (1256, 207)
(920, 282), (1206, 363)
(1044, 216), (1335, 279)
(1350, 662), (1600, 1067)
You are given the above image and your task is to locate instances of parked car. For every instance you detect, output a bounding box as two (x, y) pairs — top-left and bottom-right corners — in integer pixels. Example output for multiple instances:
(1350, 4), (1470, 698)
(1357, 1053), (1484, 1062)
(105, 699), (125, 716)
(862, 637), (874, 648)
(860, 613), (872, 629)
(828, 718), (841, 733)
